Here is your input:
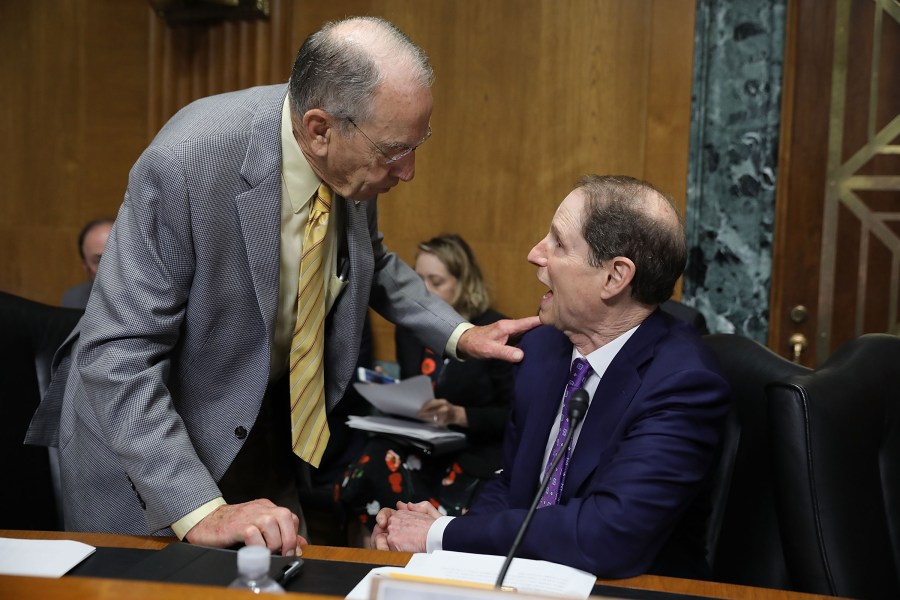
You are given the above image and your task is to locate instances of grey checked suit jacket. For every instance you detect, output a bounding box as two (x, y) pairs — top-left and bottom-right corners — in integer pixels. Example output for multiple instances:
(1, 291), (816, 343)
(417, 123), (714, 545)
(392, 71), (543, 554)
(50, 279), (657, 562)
(27, 84), (463, 535)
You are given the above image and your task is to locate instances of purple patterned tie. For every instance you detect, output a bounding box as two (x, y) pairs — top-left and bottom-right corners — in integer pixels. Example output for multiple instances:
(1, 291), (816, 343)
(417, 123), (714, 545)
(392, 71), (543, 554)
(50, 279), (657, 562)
(538, 357), (593, 508)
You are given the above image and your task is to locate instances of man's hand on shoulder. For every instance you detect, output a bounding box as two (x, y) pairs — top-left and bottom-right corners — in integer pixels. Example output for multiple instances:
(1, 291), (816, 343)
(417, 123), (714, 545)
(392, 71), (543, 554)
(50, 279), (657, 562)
(458, 316), (541, 362)
(185, 498), (307, 556)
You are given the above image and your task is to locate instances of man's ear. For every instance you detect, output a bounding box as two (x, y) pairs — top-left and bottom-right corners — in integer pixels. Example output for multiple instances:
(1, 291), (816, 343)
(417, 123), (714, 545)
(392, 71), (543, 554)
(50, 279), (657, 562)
(298, 109), (331, 157)
(599, 256), (636, 299)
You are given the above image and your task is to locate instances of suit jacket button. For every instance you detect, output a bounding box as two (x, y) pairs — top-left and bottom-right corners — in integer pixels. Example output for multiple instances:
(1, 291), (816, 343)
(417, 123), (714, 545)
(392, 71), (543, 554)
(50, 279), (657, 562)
(235, 426), (247, 439)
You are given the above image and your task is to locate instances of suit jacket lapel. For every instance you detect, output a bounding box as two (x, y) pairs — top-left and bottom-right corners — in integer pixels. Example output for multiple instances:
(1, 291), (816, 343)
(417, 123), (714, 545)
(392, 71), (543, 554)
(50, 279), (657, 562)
(511, 330), (572, 504)
(563, 311), (669, 499)
(235, 86), (287, 344)
(323, 197), (374, 409)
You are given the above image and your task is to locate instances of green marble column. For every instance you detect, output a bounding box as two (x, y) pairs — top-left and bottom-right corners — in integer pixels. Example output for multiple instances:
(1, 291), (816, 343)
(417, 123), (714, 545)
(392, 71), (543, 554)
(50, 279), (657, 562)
(684, 0), (787, 342)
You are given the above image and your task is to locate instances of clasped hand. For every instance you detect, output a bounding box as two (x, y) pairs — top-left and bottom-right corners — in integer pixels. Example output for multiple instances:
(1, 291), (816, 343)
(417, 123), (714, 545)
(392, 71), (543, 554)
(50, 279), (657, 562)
(372, 501), (442, 553)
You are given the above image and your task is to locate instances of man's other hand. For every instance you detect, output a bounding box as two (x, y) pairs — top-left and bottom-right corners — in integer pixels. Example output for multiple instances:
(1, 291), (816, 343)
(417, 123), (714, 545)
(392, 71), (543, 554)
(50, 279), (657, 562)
(185, 498), (307, 556)
(371, 506), (396, 550)
(374, 501), (440, 553)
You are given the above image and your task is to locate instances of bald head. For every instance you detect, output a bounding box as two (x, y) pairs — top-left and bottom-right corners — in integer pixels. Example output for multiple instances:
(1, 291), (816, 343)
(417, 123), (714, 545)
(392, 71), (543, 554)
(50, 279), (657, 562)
(576, 175), (687, 305)
(331, 18), (432, 85)
(78, 217), (114, 282)
(288, 16), (432, 129)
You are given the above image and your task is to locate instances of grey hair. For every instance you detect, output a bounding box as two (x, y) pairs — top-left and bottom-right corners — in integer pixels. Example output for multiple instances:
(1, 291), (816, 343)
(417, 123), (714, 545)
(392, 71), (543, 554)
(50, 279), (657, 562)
(288, 16), (433, 132)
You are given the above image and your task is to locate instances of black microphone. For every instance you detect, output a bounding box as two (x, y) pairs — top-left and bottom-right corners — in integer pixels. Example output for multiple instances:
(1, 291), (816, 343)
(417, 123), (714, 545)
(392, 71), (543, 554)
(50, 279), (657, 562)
(494, 388), (591, 589)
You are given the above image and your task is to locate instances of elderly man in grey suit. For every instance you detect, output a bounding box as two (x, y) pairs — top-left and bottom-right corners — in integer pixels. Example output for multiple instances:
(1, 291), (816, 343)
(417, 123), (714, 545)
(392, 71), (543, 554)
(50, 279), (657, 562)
(27, 16), (538, 556)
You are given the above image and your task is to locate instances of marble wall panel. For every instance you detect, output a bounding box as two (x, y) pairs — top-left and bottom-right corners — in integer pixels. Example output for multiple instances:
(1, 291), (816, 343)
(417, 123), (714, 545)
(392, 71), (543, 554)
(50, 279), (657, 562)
(684, 0), (787, 341)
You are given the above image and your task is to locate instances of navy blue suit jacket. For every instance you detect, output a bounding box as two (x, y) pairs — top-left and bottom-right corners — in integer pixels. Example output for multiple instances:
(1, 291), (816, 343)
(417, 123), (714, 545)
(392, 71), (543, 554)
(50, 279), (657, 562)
(443, 310), (730, 578)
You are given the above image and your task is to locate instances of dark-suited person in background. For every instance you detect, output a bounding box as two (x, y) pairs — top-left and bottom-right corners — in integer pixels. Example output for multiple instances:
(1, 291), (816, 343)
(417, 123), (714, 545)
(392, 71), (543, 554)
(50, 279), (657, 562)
(338, 234), (514, 541)
(60, 217), (114, 309)
(27, 16), (538, 556)
(373, 175), (730, 579)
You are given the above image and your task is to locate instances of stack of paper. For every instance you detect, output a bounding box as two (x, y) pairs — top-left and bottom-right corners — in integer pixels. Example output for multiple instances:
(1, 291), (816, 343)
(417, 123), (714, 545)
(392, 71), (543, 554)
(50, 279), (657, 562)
(345, 415), (466, 443)
(352, 374), (435, 419)
(349, 374), (467, 451)
(347, 550), (597, 599)
(0, 538), (96, 577)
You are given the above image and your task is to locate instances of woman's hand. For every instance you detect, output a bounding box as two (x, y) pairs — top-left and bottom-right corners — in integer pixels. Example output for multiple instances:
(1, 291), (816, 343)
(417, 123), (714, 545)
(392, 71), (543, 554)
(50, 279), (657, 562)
(417, 398), (468, 428)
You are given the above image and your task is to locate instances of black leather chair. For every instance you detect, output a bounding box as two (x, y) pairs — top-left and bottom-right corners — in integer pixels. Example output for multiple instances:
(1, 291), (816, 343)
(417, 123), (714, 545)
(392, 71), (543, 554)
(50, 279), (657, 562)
(1, 291), (82, 530)
(768, 333), (900, 599)
(661, 299), (709, 335)
(702, 334), (810, 590)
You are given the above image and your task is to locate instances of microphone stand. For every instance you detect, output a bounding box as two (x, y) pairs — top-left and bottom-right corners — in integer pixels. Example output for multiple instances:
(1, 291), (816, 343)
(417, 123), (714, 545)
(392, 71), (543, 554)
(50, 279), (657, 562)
(494, 389), (590, 589)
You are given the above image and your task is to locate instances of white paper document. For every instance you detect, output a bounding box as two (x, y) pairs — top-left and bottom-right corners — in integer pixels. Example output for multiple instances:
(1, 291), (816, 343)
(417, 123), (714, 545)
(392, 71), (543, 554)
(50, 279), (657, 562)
(346, 566), (406, 599)
(353, 374), (434, 418)
(346, 551), (597, 600)
(346, 415), (466, 443)
(0, 538), (96, 578)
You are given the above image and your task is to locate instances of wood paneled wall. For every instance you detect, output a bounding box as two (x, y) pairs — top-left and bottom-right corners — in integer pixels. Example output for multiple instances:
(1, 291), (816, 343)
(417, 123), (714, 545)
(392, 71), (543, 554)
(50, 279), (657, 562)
(0, 0), (151, 303)
(0, 0), (696, 362)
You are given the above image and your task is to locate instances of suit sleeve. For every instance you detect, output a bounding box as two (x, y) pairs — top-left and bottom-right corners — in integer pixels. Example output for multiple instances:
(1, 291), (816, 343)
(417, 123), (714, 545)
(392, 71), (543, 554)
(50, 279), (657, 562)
(73, 143), (221, 531)
(444, 360), (729, 578)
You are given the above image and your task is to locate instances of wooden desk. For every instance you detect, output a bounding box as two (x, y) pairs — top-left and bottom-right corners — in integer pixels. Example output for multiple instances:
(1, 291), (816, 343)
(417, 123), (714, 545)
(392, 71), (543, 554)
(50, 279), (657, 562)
(0, 530), (835, 600)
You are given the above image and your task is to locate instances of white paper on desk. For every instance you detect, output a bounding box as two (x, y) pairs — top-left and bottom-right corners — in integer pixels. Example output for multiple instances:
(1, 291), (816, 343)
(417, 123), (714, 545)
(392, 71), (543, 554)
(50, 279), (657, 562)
(353, 374), (434, 418)
(404, 551), (596, 599)
(346, 566), (406, 599)
(346, 415), (466, 443)
(0, 538), (96, 578)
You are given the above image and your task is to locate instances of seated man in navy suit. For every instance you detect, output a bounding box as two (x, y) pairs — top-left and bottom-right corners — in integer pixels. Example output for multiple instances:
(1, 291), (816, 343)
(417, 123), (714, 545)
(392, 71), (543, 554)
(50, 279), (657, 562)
(372, 175), (730, 579)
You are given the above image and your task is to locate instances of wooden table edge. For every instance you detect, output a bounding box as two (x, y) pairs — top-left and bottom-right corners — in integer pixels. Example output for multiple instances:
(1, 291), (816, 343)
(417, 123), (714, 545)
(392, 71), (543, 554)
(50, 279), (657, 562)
(0, 530), (838, 599)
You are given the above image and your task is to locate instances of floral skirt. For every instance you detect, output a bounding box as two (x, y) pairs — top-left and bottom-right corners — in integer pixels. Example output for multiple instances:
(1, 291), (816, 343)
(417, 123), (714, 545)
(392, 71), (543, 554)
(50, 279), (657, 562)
(335, 436), (484, 531)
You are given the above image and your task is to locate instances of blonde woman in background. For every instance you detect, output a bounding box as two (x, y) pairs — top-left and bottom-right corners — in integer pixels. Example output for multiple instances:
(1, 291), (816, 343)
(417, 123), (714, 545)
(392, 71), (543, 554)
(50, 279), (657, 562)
(337, 234), (513, 543)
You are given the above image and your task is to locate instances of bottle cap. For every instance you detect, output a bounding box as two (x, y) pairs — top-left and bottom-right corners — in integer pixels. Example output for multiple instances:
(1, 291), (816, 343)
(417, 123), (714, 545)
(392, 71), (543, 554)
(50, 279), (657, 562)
(237, 545), (271, 578)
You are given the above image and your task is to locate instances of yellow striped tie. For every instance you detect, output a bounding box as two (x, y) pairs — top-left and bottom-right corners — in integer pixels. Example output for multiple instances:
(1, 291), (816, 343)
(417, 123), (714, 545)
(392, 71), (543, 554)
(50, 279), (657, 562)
(289, 182), (332, 466)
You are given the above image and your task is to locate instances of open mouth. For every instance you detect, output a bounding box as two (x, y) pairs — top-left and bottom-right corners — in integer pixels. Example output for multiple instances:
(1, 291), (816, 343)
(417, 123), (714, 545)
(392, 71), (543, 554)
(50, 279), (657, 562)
(539, 288), (553, 307)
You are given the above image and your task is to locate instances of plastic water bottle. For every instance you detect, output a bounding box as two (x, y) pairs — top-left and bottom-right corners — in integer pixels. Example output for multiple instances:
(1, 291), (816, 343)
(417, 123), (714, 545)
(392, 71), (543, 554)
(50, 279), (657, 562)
(227, 545), (285, 594)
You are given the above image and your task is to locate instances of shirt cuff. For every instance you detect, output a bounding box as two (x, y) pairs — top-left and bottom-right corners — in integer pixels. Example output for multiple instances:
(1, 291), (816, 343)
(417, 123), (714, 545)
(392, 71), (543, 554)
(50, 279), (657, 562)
(171, 497), (227, 540)
(444, 323), (475, 360)
(426, 515), (455, 553)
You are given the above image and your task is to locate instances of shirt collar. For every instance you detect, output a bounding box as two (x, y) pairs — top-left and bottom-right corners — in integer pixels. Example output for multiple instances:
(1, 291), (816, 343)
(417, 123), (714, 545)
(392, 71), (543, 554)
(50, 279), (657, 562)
(576, 324), (640, 380)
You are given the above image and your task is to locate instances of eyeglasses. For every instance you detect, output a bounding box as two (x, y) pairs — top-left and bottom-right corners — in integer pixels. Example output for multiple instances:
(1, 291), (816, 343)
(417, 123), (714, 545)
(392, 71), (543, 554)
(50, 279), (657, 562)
(346, 117), (432, 164)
